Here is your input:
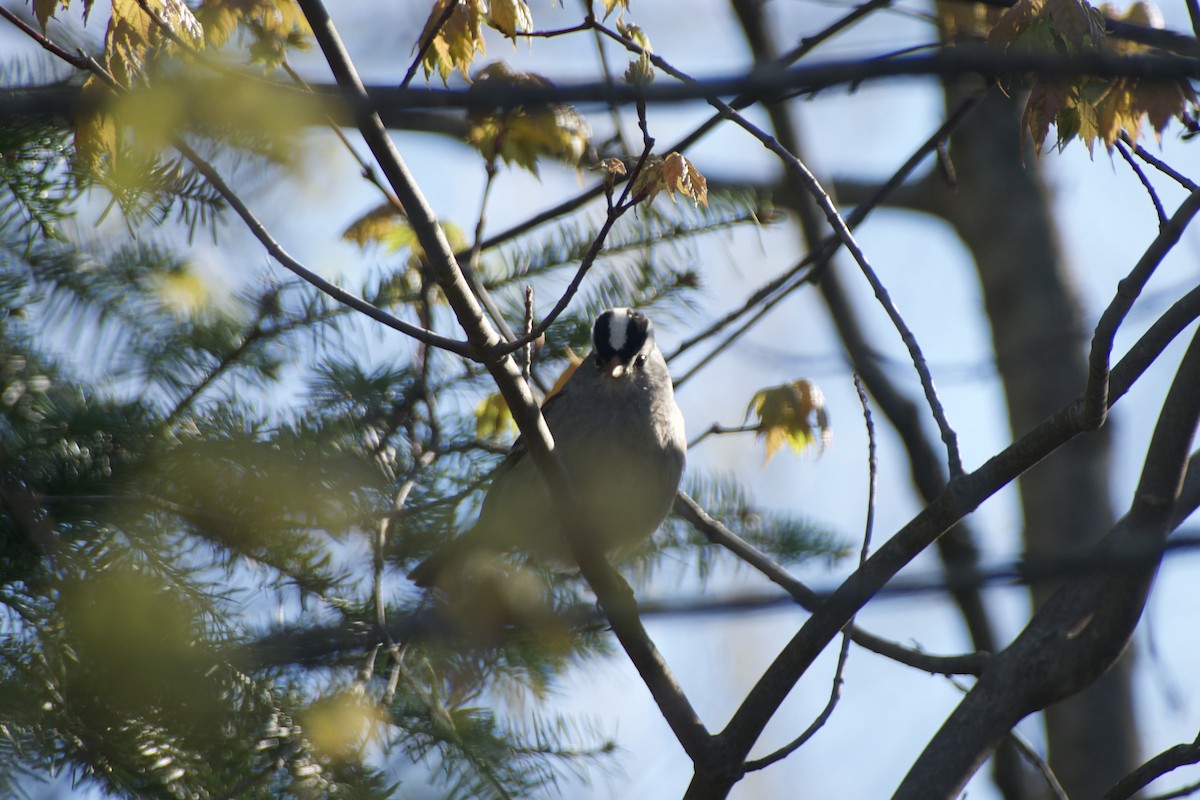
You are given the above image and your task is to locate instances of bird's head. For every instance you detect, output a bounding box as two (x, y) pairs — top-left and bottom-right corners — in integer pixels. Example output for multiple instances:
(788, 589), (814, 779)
(592, 307), (655, 380)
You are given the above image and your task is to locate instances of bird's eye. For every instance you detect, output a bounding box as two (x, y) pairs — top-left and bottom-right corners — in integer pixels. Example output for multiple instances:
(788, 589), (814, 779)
(635, 354), (647, 368)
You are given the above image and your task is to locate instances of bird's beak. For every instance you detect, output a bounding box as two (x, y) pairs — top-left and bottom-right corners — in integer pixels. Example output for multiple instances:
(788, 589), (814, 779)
(600, 356), (629, 379)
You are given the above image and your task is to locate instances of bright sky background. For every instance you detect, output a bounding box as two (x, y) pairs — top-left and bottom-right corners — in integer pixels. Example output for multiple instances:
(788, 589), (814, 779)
(6, 0), (1200, 797)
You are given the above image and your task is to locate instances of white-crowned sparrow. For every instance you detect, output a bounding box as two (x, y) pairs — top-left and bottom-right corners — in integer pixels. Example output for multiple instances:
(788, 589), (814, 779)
(409, 307), (686, 588)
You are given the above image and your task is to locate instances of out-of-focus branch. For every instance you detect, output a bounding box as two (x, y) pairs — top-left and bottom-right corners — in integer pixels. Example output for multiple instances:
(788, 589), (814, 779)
(675, 493), (990, 676)
(10, 51), (1200, 117)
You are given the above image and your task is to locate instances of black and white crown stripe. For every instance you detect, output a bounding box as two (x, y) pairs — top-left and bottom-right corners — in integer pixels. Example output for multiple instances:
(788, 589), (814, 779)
(593, 308), (653, 364)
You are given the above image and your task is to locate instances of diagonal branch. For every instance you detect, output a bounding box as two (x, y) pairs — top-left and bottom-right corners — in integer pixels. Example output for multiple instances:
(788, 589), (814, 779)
(893, 321), (1200, 800)
(680, 220), (1200, 799)
(675, 492), (989, 676)
(1082, 190), (1200, 429)
(293, 0), (712, 764)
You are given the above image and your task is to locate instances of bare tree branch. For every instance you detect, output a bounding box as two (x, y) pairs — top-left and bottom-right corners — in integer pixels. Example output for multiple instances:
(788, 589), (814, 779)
(894, 323), (1200, 800)
(679, 218), (1200, 797)
(1083, 190), (1200, 429)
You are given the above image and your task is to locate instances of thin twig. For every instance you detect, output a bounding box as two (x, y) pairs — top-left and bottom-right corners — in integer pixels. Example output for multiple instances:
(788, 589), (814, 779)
(1115, 137), (1167, 227)
(1103, 730), (1200, 800)
(741, 376), (877, 772)
(669, 95), (981, 381)
(597, 21), (964, 476)
(1082, 189), (1200, 428)
(174, 138), (476, 357)
(1120, 131), (1200, 192)
(687, 423), (759, 449)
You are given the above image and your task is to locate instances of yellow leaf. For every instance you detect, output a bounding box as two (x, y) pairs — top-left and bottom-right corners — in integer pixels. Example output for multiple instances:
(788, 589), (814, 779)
(420, 0), (487, 83)
(601, 0), (629, 19)
(618, 21), (654, 85)
(466, 62), (591, 174)
(301, 690), (384, 762)
(488, 0), (533, 39)
(747, 380), (832, 465)
(33, 0), (68, 31)
(194, 0), (310, 59)
(663, 152), (708, 206)
(475, 391), (516, 439)
(631, 153), (707, 207)
(105, 0), (204, 84)
(152, 265), (213, 317)
(1022, 80), (1073, 153)
(342, 201), (407, 247)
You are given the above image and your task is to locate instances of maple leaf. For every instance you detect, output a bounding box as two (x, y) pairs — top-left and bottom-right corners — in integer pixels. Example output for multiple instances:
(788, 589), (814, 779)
(342, 203), (466, 257)
(1044, 0), (1105, 50)
(103, 0), (203, 84)
(341, 201), (407, 248)
(1000, 0), (1197, 155)
(33, 0), (68, 31)
(465, 62), (592, 174)
(194, 0), (310, 58)
(632, 152), (708, 206)
(601, 0), (629, 19)
(487, 0), (533, 40)
(662, 152), (708, 206)
(618, 21), (654, 85)
(1022, 79), (1074, 152)
(747, 380), (832, 465)
(988, 0), (1044, 51)
(420, 0), (487, 83)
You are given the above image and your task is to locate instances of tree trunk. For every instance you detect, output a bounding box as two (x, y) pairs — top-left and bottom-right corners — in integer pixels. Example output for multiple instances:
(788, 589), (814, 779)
(931, 63), (1140, 798)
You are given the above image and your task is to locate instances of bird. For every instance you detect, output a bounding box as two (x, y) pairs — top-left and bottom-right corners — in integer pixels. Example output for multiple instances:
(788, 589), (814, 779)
(408, 307), (686, 589)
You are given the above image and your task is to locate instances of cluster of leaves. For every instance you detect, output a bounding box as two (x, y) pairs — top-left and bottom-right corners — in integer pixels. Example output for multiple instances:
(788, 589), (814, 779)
(989, 0), (1199, 153)
(748, 379), (833, 464)
(466, 62), (593, 174)
(417, 0), (629, 83)
(30, 0), (310, 233)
